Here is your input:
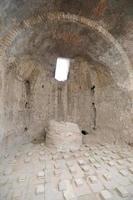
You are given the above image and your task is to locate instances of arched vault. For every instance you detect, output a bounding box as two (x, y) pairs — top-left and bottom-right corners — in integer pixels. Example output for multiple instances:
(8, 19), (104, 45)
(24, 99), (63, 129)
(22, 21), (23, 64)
(0, 12), (132, 91)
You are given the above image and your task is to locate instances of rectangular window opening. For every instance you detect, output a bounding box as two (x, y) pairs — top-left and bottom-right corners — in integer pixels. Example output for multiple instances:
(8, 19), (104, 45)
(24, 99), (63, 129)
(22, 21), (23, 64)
(55, 57), (70, 82)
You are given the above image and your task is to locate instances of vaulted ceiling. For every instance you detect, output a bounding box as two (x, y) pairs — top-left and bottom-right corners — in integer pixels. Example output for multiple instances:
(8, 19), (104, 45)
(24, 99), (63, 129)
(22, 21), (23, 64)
(0, 0), (133, 89)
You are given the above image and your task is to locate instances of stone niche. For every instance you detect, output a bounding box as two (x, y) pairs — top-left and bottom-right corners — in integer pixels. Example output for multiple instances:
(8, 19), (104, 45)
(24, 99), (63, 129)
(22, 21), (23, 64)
(46, 120), (82, 152)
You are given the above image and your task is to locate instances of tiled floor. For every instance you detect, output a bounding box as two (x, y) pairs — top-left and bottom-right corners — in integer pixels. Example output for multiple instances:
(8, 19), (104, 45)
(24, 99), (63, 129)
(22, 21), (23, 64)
(0, 143), (133, 200)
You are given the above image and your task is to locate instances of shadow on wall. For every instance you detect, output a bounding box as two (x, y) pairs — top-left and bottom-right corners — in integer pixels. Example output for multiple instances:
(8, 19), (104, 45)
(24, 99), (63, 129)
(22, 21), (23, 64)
(32, 128), (47, 144)
(81, 130), (89, 135)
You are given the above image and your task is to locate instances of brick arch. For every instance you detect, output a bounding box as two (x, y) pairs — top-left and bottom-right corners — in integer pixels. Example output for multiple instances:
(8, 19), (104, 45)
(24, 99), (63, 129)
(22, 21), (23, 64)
(0, 12), (132, 91)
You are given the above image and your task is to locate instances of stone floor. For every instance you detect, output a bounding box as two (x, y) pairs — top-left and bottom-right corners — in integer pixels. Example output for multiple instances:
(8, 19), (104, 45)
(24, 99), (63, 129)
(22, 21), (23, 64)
(0, 143), (133, 200)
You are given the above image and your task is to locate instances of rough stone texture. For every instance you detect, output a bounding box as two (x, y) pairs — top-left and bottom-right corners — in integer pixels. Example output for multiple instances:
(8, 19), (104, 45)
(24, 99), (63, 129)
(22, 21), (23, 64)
(0, 2), (133, 200)
(46, 120), (82, 151)
(0, 56), (132, 151)
(0, 142), (133, 200)
(0, 0), (132, 150)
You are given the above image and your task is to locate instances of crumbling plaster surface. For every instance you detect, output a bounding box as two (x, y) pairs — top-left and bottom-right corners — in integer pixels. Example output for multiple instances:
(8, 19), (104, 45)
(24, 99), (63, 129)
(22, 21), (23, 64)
(46, 120), (82, 151)
(1, 56), (132, 150)
(0, 0), (132, 150)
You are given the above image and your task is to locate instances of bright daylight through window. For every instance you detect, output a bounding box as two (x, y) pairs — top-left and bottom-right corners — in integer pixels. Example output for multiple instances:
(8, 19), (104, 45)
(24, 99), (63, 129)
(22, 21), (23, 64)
(55, 57), (70, 81)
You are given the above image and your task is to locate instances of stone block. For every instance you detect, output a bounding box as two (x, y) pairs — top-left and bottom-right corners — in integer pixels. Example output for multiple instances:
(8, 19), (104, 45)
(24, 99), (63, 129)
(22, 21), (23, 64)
(94, 163), (101, 169)
(37, 171), (45, 178)
(129, 168), (133, 174)
(78, 159), (86, 165)
(116, 186), (128, 197)
(75, 178), (84, 186)
(103, 174), (111, 181)
(59, 180), (67, 191)
(119, 169), (128, 176)
(46, 120), (82, 152)
(100, 190), (112, 199)
(54, 163), (61, 169)
(89, 176), (98, 183)
(27, 152), (33, 156)
(127, 158), (133, 163)
(69, 166), (76, 173)
(18, 175), (26, 182)
(40, 143), (45, 147)
(89, 158), (95, 163)
(35, 184), (45, 195)
(81, 165), (90, 172)
(117, 160), (123, 165)
(108, 161), (115, 167)
(54, 169), (62, 175)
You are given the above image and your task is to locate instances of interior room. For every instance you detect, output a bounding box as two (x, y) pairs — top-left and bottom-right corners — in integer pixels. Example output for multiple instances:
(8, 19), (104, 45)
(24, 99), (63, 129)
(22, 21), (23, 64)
(0, 0), (133, 199)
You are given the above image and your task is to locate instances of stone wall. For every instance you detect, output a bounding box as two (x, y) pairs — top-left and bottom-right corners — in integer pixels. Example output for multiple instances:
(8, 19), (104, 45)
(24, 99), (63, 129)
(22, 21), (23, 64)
(0, 57), (132, 150)
(0, 0), (132, 150)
